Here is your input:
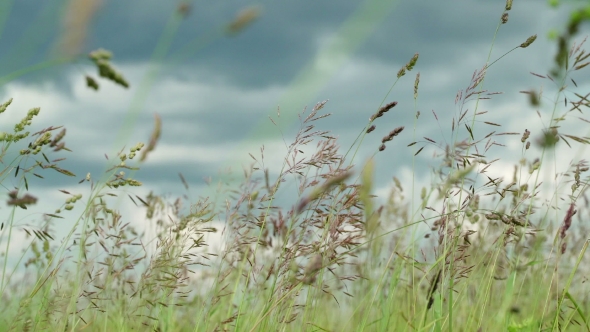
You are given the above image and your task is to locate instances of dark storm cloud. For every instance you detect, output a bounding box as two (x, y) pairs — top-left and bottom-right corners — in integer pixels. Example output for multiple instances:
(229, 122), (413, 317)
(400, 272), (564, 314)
(0, 0), (574, 96)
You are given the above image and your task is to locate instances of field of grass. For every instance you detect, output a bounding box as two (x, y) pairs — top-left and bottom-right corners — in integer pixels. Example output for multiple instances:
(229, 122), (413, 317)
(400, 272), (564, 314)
(0, 1), (589, 331)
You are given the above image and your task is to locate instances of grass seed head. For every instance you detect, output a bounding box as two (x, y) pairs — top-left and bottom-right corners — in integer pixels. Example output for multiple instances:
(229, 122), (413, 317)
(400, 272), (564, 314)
(397, 66), (406, 78)
(0, 98), (12, 114)
(521, 129), (530, 142)
(520, 35), (537, 48)
(414, 72), (420, 99)
(501, 13), (509, 24)
(406, 53), (419, 71)
(380, 101), (398, 113)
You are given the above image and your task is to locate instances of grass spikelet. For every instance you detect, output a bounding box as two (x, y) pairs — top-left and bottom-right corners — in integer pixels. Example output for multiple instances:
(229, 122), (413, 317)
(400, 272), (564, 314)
(370, 101), (397, 121)
(380, 101), (398, 113)
(520, 34), (537, 48)
(88, 49), (130, 88)
(0, 98), (13, 114)
(505, 0), (513, 10)
(85, 75), (99, 90)
(397, 66), (406, 78)
(405, 53), (419, 71)
(414, 146), (424, 156)
(521, 129), (530, 142)
(559, 203), (577, 253)
(414, 72), (420, 99)
(560, 203), (576, 240)
(381, 126), (404, 144)
(501, 12), (509, 24)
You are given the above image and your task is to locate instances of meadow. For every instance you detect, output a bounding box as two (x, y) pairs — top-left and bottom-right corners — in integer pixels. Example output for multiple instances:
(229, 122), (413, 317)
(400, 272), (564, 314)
(0, 1), (589, 331)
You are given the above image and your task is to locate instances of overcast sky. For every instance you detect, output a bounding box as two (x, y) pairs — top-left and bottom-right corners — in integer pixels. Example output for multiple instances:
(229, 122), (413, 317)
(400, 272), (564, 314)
(0, 0), (589, 271)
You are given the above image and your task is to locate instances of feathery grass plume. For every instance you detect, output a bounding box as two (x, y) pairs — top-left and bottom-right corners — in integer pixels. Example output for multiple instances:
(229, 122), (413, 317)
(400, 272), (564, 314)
(501, 13), (509, 24)
(559, 203), (576, 240)
(414, 72), (420, 99)
(520, 34), (537, 48)
(505, 0), (513, 10)
(559, 203), (577, 253)
(56, 0), (102, 57)
(226, 6), (261, 35)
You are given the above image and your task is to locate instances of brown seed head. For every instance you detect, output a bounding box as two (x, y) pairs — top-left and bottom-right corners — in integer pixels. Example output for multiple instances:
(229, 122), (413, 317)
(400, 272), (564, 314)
(379, 101), (398, 113)
(560, 203), (576, 240)
(501, 13), (509, 24)
(521, 129), (530, 142)
(391, 126), (404, 136)
(520, 35), (537, 48)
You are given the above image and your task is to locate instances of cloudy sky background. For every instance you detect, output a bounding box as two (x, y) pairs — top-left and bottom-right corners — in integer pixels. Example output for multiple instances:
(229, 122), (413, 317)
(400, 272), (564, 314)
(0, 0), (589, 274)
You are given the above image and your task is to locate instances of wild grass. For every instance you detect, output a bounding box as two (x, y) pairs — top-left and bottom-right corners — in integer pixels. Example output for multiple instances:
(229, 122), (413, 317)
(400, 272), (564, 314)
(0, 1), (589, 331)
